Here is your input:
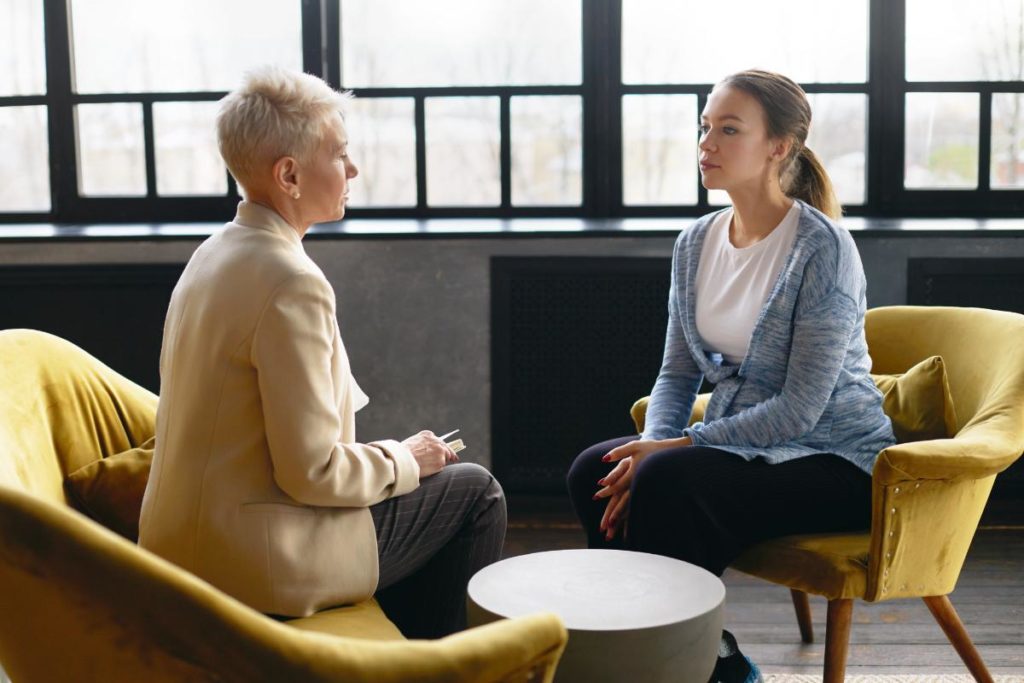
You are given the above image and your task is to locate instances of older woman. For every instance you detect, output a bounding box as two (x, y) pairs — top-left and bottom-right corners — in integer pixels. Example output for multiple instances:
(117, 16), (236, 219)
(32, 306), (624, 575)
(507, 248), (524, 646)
(139, 66), (505, 638)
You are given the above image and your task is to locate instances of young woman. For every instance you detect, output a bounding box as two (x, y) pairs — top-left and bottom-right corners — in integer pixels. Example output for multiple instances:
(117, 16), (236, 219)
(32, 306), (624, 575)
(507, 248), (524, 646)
(566, 70), (896, 682)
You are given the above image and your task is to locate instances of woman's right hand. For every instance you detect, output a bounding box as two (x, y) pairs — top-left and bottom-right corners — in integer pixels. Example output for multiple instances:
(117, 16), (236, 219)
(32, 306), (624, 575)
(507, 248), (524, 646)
(402, 430), (455, 479)
(595, 436), (692, 540)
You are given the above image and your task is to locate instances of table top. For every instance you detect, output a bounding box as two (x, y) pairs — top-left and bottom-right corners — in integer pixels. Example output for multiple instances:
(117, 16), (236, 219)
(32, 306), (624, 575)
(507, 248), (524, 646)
(467, 549), (725, 631)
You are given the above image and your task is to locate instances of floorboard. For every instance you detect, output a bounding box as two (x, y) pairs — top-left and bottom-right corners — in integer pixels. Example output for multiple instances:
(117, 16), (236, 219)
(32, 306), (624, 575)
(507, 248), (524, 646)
(503, 494), (1024, 675)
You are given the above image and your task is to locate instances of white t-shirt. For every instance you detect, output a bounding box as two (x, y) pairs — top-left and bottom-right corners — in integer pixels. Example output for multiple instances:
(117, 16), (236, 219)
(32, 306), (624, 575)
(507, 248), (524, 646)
(694, 202), (800, 365)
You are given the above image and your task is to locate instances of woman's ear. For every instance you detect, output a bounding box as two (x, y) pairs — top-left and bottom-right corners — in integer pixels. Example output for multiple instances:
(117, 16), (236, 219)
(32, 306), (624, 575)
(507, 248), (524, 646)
(272, 156), (301, 199)
(768, 137), (792, 162)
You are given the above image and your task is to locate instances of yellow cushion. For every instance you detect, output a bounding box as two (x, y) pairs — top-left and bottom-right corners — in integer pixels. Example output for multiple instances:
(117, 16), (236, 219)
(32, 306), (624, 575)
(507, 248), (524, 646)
(64, 437), (155, 542)
(286, 599), (406, 641)
(872, 355), (958, 443)
(731, 533), (871, 600)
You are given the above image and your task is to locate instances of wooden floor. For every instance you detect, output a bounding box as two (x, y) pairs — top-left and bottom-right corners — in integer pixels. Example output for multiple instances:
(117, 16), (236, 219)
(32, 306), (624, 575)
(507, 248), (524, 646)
(503, 494), (1024, 676)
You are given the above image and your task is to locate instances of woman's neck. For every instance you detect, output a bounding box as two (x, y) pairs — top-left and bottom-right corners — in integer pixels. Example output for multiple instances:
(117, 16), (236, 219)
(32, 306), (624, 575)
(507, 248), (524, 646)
(727, 185), (794, 248)
(244, 192), (309, 238)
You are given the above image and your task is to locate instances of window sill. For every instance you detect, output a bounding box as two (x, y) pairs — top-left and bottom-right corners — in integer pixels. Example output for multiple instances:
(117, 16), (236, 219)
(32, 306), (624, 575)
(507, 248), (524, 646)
(1, 216), (1023, 241)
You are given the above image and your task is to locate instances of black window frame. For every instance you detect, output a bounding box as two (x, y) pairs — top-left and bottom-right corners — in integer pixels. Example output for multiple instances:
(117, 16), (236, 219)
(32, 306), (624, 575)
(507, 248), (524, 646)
(1, 0), (1021, 225)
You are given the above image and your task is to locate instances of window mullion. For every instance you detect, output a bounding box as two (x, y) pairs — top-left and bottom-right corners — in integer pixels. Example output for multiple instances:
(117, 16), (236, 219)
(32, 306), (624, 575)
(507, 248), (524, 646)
(414, 95), (427, 210)
(500, 95), (511, 209)
(868, 0), (905, 215)
(43, 0), (78, 220)
(979, 91), (993, 192)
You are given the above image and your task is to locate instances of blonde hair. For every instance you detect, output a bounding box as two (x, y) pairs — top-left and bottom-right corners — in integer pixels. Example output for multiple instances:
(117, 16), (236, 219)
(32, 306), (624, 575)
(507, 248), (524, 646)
(216, 65), (350, 190)
(716, 70), (842, 220)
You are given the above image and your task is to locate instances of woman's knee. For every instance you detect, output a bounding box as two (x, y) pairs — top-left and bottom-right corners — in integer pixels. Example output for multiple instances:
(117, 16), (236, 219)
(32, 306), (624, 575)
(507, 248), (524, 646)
(631, 449), (684, 496)
(567, 438), (625, 493)
(447, 462), (503, 498)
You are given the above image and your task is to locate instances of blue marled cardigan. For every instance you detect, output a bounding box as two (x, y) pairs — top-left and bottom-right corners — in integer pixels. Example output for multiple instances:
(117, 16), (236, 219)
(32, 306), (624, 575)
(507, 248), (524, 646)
(641, 200), (896, 474)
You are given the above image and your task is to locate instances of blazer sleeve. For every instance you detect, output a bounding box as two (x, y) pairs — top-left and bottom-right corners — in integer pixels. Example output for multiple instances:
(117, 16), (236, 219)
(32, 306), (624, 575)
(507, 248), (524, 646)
(684, 242), (861, 448)
(641, 234), (705, 441)
(251, 270), (419, 507)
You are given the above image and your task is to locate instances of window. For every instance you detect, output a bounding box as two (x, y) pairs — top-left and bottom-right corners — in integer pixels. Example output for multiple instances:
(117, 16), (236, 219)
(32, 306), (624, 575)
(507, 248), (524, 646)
(3, 0), (1022, 225)
(340, 0), (583, 216)
(1, 0), (49, 213)
(61, 0), (302, 220)
(620, 0), (870, 211)
(900, 0), (1024, 212)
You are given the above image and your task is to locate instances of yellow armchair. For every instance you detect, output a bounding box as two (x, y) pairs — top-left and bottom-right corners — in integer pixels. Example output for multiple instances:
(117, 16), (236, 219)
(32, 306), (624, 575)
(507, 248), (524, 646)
(0, 330), (566, 683)
(630, 306), (1024, 682)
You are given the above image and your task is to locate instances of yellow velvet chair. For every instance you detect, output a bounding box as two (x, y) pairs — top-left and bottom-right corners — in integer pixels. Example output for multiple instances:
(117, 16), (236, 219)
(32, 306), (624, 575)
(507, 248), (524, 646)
(630, 306), (1024, 682)
(0, 329), (566, 683)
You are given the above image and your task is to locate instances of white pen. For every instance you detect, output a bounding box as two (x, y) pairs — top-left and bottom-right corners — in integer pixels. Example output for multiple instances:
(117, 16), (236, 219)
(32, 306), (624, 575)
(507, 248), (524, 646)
(438, 429), (460, 441)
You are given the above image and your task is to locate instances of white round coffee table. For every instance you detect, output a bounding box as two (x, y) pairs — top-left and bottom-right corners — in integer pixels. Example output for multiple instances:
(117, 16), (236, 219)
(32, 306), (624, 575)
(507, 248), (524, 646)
(467, 549), (725, 683)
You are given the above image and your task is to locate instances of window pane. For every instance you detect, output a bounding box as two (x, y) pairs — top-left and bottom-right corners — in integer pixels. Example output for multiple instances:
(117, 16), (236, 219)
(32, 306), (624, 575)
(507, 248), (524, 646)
(806, 94), (867, 205)
(154, 102), (226, 196)
(623, 0), (868, 84)
(511, 96), (582, 206)
(425, 97), (500, 206)
(342, 0), (581, 87)
(76, 103), (147, 196)
(345, 98), (417, 207)
(0, 0), (46, 96)
(70, 0), (302, 93)
(992, 93), (1024, 189)
(905, 93), (979, 189)
(907, 0), (1024, 81)
(0, 106), (50, 211)
(622, 95), (698, 206)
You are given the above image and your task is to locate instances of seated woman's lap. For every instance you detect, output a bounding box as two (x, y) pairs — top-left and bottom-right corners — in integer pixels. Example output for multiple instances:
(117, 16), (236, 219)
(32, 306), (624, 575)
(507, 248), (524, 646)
(568, 438), (872, 575)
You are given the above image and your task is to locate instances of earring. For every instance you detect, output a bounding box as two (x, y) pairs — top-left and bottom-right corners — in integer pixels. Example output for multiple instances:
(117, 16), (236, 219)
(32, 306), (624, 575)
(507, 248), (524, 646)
(292, 192), (301, 199)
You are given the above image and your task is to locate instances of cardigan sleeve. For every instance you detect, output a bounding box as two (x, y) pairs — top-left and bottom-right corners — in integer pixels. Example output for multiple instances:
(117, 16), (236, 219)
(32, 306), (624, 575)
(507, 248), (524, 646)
(683, 241), (861, 448)
(251, 270), (419, 507)
(641, 234), (705, 440)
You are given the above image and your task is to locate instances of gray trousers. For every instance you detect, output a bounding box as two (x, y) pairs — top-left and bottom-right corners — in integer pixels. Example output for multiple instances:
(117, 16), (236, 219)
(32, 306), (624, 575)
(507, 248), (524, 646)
(369, 462), (506, 638)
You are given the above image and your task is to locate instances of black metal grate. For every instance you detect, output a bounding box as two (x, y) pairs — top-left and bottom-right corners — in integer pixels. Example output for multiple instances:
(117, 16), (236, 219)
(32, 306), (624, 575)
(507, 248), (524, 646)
(0, 264), (183, 393)
(907, 258), (1024, 314)
(491, 257), (671, 493)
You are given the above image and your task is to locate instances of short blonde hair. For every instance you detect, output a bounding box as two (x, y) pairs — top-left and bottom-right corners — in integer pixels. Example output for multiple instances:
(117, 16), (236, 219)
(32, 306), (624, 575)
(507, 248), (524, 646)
(216, 65), (349, 190)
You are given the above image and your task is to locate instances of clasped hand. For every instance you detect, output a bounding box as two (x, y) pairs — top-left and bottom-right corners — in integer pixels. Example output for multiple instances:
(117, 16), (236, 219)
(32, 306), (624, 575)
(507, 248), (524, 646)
(593, 436), (692, 541)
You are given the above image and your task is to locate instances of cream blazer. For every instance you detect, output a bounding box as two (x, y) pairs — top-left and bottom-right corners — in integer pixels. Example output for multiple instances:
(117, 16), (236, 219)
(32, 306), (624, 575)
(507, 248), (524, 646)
(139, 202), (419, 617)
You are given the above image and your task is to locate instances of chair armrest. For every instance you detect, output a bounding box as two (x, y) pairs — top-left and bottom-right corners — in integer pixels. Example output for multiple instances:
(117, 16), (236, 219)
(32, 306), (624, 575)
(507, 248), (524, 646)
(0, 487), (567, 683)
(873, 429), (1024, 486)
(864, 429), (1023, 602)
(287, 612), (567, 683)
(630, 394), (710, 434)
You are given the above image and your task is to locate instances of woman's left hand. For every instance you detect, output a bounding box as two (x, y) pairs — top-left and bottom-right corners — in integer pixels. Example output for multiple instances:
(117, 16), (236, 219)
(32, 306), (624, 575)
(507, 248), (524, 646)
(594, 437), (692, 540)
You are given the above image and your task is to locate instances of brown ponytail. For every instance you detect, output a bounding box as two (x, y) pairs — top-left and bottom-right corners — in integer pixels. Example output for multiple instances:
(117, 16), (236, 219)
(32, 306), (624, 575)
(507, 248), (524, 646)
(717, 70), (843, 220)
(784, 145), (841, 221)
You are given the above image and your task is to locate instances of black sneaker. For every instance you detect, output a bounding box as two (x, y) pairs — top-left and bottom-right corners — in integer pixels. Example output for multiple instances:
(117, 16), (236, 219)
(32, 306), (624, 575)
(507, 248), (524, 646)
(707, 629), (764, 683)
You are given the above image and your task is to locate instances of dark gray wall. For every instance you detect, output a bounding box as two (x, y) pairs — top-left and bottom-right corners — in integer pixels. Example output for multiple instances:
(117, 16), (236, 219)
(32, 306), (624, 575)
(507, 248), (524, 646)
(2, 232), (1022, 468)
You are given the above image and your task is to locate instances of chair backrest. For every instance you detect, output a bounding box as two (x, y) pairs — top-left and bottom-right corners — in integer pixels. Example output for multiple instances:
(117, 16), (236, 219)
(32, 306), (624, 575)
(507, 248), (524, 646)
(863, 306), (1024, 601)
(0, 329), (157, 505)
(865, 306), (1024, 441)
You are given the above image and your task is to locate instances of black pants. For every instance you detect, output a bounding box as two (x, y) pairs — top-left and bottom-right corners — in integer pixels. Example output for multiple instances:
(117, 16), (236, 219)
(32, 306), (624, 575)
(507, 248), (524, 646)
(370, 462), (506, 638)
(566, 436), (872, 576)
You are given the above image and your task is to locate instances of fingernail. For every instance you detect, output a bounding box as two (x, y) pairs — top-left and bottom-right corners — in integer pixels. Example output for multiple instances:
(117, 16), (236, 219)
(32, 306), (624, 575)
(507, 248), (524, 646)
(601, 455), (610, 462)
(597, 478), (606, 485)
(592, 493), (600, 500)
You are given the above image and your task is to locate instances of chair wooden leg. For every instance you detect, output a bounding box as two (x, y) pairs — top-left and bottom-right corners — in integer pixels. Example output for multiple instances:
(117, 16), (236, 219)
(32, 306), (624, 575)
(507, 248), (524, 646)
(790, 589), (814, 643)
(823, 598), (853, 683)
(923, 595), (994, 683)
